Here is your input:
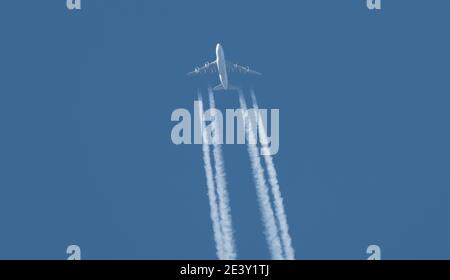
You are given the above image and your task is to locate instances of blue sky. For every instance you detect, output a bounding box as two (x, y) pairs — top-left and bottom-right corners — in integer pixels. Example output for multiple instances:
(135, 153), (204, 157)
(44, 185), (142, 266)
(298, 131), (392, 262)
(0, 1), (449, 259)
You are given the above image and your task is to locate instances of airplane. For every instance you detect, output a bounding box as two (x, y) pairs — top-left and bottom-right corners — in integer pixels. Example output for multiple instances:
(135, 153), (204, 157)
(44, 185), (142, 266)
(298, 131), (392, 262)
(188, 43), (261, 91)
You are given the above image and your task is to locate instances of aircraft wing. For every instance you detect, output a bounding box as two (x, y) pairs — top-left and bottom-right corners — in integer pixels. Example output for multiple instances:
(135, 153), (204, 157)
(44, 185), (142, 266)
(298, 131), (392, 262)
(227, 61), (261, 75)
(187, 61), (217, 76)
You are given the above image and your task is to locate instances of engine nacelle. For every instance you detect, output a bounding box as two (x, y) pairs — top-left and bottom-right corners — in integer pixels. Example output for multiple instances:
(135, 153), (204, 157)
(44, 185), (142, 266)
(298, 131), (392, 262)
(246, 66), (250, 72)
(195, 67), (200, 73)
(205, 62), (209, 68)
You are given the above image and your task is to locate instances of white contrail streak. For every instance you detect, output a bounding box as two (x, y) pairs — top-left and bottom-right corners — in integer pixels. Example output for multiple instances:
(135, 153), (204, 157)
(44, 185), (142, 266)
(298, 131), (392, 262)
(208, 88), (237, 260)
(238, 90), (284, 260)
(250, 89), (295, 260)
(197, 92), (226, 260)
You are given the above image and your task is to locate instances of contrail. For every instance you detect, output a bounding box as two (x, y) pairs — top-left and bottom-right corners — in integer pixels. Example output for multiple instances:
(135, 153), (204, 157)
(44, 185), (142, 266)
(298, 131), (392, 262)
(208, 88), (237, 260)
(197, 92), (226, 259)
(238, 90), (284, 260)
(250, 89), (295, 260)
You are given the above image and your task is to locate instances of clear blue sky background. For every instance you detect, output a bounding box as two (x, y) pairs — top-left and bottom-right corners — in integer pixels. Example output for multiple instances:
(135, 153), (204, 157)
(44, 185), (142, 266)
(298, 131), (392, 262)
(0, 1), (449, 259)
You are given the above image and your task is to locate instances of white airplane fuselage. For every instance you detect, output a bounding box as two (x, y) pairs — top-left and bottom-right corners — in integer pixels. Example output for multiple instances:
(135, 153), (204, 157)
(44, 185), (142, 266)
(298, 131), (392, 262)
(215, 44), (229, 90)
